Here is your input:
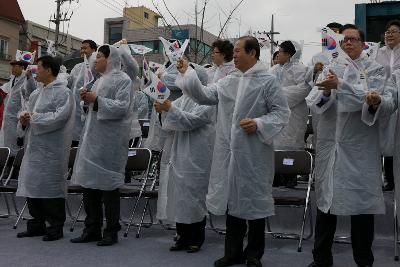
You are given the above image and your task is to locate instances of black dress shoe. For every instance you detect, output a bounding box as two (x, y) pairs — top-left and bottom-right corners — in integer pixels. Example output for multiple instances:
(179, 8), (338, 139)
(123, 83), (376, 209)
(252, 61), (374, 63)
(247, 258), (262, 267)
(42, 233), (63, 241)
(214, 256), (246, 267)
(186, 245), (200, 253)
(169, 243), (189, 251)
(308, 262), (333, 267)
(97, 234), (118, 246)
(17, 230), (45, 238)
(358, 265), (372, 267)
(70, 232), (102, 243)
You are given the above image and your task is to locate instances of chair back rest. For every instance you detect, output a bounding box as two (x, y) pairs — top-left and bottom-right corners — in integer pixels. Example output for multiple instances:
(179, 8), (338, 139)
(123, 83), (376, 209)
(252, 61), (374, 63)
(274, 150), (313, 176)
(139, 119), (150, 138)
(125, 148), (152, 173)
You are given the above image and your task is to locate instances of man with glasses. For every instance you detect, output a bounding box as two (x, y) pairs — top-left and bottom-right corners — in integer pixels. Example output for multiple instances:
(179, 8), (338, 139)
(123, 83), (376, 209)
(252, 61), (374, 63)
(376, 20), (400, 191)
(307, 24), (393, 267)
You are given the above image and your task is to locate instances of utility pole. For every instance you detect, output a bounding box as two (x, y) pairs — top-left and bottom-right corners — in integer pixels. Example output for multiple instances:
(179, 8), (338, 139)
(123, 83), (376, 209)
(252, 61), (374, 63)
(256, 14), (280, 66)
(50, 0), (76, 49)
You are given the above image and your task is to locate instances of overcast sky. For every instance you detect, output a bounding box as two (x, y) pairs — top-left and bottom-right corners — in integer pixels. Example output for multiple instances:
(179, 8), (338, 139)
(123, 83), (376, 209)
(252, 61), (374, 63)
(18, 0), (371, 63)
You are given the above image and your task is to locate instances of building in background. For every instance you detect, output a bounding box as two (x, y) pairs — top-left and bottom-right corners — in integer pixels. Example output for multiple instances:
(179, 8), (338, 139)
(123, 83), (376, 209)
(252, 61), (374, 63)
(355, 1), (400, 43)
(0, 0), (25, 84)
(19, 20), (82, 59)
(104, 6), (218, 73)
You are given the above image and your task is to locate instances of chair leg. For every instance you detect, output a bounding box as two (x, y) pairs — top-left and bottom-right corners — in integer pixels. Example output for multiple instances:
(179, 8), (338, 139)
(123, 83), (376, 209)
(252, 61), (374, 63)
(13, 200), (27, 229)
(298, 202), (309, 252)
(70, 198), (84, 232)
(266, 217), (272, 233)
(136, 198), (151, 238)
(124, 194), (143, 237)
(11, 195), (20, 215)
(0, 194), (11, 218)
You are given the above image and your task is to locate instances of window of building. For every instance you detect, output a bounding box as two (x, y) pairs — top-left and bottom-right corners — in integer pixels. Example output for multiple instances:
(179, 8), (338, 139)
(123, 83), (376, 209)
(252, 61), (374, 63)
(108, 24), (123, 45)
(0, 38), (9, 59)
(144, 12), (149, 19)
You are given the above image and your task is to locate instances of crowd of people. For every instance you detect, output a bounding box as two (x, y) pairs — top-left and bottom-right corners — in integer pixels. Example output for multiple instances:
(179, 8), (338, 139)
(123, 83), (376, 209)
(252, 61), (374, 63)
(0, 19), (400, 267)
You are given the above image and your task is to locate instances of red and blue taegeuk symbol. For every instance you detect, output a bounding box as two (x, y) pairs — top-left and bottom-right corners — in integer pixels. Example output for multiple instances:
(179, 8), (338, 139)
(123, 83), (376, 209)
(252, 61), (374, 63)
(156, 81), (167, 93)
(23, 53), (32, 61)
(363, 43), (369, 50)
(326, 36), (337, 50)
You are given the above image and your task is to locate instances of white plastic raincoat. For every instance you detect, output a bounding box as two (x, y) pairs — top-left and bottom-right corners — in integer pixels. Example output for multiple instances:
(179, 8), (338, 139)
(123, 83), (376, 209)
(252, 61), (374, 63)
(16, 79), (75, 198)
(176, 61), (290, 220)
(68, 53), (97, 142)
(309, 54), (392, 215)
(207, 61), (236, 84)
(156, 64), (210, 221)
(163, 95), (215, 224)
(3, 73), (28, 155)
(71, 45), (134, 190)
(376, 44), (400, 156)
(270, 41), (311, 149)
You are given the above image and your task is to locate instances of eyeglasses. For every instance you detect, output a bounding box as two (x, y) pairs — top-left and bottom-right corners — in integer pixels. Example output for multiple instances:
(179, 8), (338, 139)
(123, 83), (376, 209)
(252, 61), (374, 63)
(385, 30), (400, 36)
(342, 37), (361, 43)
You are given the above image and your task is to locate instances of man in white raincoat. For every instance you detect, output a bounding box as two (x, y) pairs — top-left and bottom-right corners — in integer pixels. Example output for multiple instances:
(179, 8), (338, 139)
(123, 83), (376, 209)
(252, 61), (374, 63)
(207, 39), (236, 84)
(70, 44), (133, 246)
(16, 55), (75, 241)
(376, 20), (400, 191)
(155, 64), (214, 253)
(176, 36), (290, 267)
(67, 40), (98, 146)
(270, 40), (311, 188)
(307, 24), (393, 267)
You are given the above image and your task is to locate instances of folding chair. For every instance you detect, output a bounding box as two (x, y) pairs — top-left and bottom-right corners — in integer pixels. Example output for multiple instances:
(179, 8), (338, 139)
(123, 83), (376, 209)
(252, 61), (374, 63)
(267, 149), (314, 252)
(120, 148), (155, 238)
(139, 119), (150, 138)
(6, 148), (27, 229)
(66, 147), (85, 232)
(0, 147), (12, 217)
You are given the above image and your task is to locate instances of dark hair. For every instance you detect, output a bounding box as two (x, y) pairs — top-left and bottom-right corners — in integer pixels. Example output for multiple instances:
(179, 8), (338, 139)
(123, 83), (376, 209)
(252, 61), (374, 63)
(279, 40), (296, 57)
(37, 55), (60, 77)
(272, 51), (279, 60)
(326, 22), (343, 32)
(237, 36), (260, 60)
(212, 39), (234, 62)
(386, 20), (400, 31)
(82, 39), (98, 50)
(98, 45), (110, 58)
(341, 24), (365, 42)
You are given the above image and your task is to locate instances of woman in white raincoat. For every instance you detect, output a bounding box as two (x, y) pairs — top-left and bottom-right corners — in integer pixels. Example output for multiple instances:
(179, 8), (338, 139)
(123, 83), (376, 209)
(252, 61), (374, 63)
(176, 36), (290, 267)
(70, 44), (133, 246)
(307, 25), (394, 267)
(207, 39), (236, 84)
(16, 55), (75, 241)
(155, 64), (214, 253)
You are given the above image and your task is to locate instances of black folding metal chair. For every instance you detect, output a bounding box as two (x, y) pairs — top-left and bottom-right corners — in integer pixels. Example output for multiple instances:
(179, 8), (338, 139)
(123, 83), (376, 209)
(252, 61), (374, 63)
(120, 148), (156, 238)
(267, 149), (314, 252)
